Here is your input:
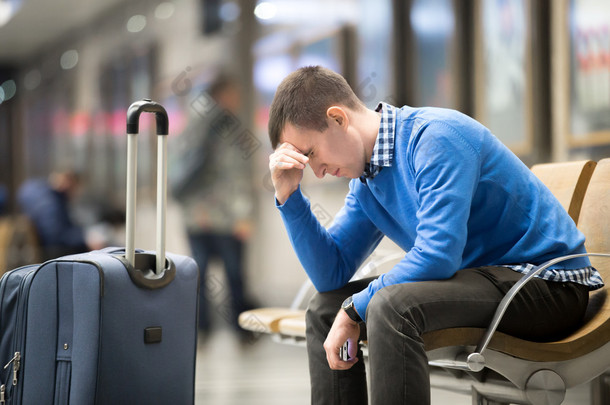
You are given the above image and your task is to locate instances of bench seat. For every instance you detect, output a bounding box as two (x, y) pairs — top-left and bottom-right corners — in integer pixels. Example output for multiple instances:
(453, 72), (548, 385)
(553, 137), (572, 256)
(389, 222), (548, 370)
(277, 311), (307, 339)
(238, 307), (304, 334)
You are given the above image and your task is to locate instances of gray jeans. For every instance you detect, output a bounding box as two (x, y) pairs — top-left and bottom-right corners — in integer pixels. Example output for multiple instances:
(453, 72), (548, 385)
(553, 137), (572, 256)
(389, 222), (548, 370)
(305, 266), (589, 404)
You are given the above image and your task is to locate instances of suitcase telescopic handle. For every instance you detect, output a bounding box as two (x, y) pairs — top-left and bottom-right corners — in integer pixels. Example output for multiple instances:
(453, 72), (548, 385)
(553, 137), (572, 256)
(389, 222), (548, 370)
(126, 99), (168, 275)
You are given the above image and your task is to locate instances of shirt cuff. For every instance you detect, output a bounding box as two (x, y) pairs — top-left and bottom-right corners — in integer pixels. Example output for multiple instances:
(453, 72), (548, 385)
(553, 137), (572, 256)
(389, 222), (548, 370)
(275, 186), (309, 215)
(352, 289), (370, 323)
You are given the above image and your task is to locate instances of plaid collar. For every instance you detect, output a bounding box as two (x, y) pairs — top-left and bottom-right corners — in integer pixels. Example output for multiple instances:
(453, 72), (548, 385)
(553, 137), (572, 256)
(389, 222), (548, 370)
(360, 102), (396, 182)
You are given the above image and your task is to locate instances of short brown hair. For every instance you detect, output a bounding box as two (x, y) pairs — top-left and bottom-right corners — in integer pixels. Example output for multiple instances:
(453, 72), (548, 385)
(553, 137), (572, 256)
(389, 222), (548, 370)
(268, 66), (364, 149)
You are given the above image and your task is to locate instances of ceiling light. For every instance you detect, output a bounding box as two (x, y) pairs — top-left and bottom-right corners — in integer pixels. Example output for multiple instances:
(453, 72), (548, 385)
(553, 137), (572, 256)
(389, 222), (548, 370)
(155, 2), (175, 20)
(254, 2), (277, 21)
(0, 0), (21, 27)
(60, 50), (79, 70)
(127, 15), (147, 33)
(1, 80), (16, 101)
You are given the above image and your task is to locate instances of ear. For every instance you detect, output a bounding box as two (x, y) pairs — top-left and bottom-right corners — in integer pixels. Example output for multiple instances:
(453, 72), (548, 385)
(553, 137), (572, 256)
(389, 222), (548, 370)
(326, 106), (349, 129)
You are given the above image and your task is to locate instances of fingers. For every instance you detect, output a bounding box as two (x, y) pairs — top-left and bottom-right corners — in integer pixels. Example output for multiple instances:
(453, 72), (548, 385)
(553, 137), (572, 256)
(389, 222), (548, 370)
(268, 143), (307, 204)
(347, 337), (359, 360)
(277, 141), (305, 155)
(269, 143), (309, 171)
(324, 340), (358, 370)
(323, 310), (361, 370)
(269, 155), (304, 171)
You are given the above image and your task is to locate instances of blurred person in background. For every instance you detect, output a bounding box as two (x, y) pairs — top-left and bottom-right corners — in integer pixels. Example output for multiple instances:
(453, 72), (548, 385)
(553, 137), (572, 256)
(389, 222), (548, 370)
(170, 73), (255, 341)
(0, 185), (7, 216)
(17, 170), (106, 260)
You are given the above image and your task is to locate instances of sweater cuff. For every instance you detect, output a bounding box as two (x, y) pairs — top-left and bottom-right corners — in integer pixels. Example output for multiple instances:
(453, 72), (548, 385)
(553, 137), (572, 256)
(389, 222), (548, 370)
(275, 186), (309, 215)
(352, 289), (370, 323)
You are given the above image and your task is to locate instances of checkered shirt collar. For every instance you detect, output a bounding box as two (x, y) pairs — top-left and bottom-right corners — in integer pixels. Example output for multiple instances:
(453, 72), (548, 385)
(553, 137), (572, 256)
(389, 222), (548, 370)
(361, 102), (396, 181)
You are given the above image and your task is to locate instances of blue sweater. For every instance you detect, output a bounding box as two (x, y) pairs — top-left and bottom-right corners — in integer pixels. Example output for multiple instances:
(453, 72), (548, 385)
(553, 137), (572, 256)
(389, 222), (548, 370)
(277, 106), (591, 321)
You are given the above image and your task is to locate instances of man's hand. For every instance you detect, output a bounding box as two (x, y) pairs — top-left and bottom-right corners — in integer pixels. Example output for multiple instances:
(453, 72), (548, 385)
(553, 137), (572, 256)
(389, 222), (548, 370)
(323, 309), (361, 370)
(269, 143), (309, 204)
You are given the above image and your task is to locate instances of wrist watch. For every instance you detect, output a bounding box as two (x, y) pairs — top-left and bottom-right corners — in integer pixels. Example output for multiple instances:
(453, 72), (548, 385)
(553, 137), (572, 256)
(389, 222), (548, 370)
(341, 296), (362, 323)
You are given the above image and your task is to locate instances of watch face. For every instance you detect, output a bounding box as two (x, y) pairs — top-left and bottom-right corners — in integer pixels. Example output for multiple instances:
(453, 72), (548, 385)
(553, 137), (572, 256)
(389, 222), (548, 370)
(342, 296), (361, 322)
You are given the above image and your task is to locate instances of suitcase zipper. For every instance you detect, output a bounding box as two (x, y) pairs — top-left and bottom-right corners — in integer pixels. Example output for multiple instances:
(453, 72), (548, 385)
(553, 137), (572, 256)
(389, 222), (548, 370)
(3, 352), (19, 386)
(8, 269), (36, 403)
(0, 265), (37, 403)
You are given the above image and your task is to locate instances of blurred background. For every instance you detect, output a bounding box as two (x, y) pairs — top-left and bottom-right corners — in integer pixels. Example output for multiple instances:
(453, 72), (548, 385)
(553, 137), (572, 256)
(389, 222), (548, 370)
(0, 0), (609, 403)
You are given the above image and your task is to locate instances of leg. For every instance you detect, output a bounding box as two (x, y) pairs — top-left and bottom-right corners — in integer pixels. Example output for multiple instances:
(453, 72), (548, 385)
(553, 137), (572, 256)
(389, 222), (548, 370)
(187, 232), (212, 333)
(365, 266), (589, 404)
(215, 233), (248, 331)
(306, 277), (376, 405)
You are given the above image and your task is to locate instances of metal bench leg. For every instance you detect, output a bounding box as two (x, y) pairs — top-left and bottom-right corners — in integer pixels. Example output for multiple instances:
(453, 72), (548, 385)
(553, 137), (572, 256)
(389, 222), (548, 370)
(591, 369), (610, 405)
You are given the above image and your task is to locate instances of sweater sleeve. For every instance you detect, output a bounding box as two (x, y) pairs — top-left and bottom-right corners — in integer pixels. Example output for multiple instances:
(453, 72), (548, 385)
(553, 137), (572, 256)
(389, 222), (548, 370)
(277, 186), (384, 292)
(353, 121), (482, 321)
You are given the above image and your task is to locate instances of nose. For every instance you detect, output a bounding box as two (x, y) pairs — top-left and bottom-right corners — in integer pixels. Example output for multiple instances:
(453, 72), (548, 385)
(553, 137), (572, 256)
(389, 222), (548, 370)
(311, 161), (326, 179)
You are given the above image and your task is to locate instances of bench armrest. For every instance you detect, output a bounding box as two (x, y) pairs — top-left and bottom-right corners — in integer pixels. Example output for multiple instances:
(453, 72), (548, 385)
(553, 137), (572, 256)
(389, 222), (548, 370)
(462, 253), (610, 372)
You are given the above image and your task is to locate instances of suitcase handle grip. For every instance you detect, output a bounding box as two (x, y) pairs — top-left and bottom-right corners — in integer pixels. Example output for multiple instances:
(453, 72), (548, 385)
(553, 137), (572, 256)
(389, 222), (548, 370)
(127, 99), (169, 135)
(125, 99), (169, 276)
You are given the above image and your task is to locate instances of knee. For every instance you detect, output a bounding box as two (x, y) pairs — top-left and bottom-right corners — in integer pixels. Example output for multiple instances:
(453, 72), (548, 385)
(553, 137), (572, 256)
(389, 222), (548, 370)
(366, 286), (424, 337)
(366, 288), (396, 325)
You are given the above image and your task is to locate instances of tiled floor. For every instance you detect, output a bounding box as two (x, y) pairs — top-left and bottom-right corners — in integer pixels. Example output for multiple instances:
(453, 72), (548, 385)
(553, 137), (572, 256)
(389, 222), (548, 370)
(195, 330), (310, 404)
(194, 327), (592, 404)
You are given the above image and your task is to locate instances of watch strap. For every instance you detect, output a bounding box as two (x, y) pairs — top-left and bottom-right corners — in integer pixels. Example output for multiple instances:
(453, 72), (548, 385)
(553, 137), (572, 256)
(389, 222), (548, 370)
(342, 296), (362, 323)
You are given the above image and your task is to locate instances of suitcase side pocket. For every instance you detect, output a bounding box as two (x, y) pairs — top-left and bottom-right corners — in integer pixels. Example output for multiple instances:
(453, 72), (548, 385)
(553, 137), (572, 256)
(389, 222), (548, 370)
(22, 260), (102, 405)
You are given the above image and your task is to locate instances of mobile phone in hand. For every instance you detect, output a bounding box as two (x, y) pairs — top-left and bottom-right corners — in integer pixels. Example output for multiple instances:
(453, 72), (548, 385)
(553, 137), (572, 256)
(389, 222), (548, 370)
(339, 341), (350, 361)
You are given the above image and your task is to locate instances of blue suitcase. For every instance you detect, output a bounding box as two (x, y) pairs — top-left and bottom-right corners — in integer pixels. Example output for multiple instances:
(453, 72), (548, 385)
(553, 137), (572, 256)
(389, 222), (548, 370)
(0, 100), (199, 404)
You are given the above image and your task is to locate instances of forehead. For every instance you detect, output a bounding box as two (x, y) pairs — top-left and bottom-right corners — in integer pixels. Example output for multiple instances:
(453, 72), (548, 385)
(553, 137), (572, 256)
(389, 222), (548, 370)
(280, 123), (318, 152)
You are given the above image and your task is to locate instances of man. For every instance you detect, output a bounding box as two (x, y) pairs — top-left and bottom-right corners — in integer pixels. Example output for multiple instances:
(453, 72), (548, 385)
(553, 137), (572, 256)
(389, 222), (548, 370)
(18, 170), (102, 260)
(169, 74), (254, 340)
(267, 66), (603, 404)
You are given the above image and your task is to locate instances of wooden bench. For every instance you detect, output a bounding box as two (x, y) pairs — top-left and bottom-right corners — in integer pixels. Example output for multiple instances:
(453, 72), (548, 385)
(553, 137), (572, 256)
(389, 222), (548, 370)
(240, 159), (609, 404)
(530, 160), (596, 224)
